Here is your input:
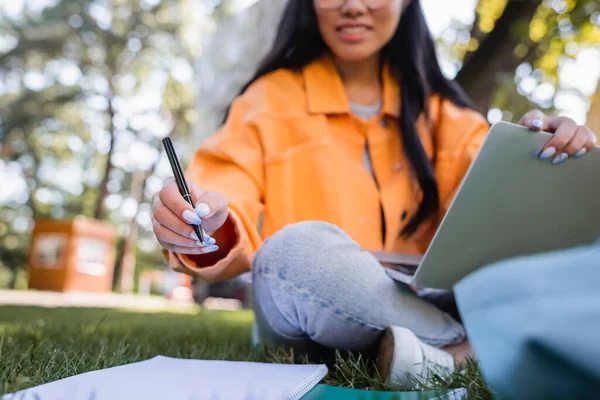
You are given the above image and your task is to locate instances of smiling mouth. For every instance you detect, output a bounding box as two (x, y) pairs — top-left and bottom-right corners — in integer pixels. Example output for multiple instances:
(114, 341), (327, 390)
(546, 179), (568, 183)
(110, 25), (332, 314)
(336, 25), (371, 43)
(337, 25), (371, 33)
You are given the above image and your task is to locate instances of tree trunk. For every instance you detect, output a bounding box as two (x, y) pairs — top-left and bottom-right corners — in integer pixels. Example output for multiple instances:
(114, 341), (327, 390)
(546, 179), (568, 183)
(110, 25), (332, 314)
(93, 99), (117, 220)
(116, 109), (178, 293)
(8, 271), (18, 289)
(118, 169), (147, 293)
(455, 0), (542, 113)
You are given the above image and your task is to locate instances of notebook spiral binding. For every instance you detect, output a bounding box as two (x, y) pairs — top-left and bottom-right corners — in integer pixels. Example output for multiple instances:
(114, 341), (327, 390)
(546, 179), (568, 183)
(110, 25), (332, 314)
(284, 365), (328, 400)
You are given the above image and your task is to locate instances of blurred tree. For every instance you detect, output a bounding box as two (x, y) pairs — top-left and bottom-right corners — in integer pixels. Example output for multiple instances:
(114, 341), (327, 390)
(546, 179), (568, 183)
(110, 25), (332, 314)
(0, 0), (235, 289)
(456, 0), (542, 112)
(1, 0), (199, 219)
(443, 0), (600, 116)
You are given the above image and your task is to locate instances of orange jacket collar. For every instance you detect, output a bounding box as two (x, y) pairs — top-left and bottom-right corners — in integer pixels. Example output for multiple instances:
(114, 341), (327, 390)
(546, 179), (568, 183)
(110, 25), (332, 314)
(303, 53), (401, 118)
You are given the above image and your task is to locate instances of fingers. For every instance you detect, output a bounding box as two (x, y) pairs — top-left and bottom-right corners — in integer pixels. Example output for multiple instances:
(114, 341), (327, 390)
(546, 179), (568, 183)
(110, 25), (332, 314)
(152, 176), (228, 255)
(521, 113), (594, 165)
(194, 192), (227, 219)
(518, 109), (548, 131)
(540, 117), (578, 163)
(563, 126), (592, 158)
(153, 192), (198, 240)
(160, 241), (220, 255)
(194, 192), (229, 234)
(578, 128), (598, 157)
(159, 178), (204, 226)
(152, 218), (216, 248)
(518, 109), (566, 132)
(152, 196), (218, 253)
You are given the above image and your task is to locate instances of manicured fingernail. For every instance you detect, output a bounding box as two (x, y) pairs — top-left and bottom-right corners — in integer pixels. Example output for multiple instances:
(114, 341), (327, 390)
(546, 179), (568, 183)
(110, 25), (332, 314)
(182, 210), (201, 225)
(195, 202), (211, 218)
(202, 245), (219, 253)
(201, 233), (215, 244)
(194, 232), (215, 245)
(552, 153), (568, 165)
(592, 135), (598, 144)
(532, 119), (542, 129)
(196, 238), (217, 247)
(539, 147), (556, 160)
(574, 148), (587, 158)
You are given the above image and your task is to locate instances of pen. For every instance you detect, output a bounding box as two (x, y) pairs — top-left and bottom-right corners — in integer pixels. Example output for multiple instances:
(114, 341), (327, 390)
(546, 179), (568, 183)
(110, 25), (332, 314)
(162, 137), (205, 245)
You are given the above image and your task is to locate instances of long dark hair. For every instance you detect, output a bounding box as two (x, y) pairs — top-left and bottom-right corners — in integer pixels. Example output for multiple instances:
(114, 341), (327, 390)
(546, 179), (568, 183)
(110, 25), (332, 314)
(225, 0), (477, 236)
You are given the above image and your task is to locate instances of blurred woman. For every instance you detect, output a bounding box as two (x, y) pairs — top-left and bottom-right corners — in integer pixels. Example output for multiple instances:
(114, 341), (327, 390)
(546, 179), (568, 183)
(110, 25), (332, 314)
(151, 0), (596, 388)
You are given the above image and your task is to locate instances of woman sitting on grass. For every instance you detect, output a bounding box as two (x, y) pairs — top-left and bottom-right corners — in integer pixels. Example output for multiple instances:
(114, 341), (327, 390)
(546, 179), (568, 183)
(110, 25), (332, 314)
(151, 0), (596, 389)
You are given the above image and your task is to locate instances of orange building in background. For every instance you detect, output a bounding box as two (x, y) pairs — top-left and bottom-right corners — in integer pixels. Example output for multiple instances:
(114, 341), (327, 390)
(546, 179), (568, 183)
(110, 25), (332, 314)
(28, 217), (117, 293)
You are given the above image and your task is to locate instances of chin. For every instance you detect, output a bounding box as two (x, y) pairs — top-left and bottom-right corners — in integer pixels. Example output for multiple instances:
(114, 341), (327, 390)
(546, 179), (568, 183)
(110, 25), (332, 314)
(331, 47), (379, 63)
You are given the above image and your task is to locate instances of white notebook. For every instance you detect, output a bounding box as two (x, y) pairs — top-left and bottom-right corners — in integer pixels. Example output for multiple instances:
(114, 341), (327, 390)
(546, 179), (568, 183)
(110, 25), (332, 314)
(3, 356), (328, 400)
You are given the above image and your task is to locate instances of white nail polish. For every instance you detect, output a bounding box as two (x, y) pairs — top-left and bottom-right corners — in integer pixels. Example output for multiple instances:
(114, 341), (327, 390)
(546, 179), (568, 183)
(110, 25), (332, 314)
(195, 202), (211, 218)
(574, 148), (587, 158)
(539, 147), (556, 160)
(182, 210), (201, 225)
(199, 234), (210, 244)
(203, 245), (219, 253)
(552, 153), (568, 165)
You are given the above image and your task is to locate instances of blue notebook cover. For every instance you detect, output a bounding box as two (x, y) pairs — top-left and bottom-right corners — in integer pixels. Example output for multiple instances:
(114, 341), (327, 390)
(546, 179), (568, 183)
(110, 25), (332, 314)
(302, 384), (467, 399)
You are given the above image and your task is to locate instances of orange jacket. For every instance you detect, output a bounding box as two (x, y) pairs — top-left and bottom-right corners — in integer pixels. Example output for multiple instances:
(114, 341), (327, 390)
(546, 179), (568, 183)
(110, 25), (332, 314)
(166, 55), (490, 283)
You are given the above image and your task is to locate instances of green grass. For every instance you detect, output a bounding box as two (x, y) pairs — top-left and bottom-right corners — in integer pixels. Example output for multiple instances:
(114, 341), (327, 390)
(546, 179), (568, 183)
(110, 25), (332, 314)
(0, 306), (493, 398)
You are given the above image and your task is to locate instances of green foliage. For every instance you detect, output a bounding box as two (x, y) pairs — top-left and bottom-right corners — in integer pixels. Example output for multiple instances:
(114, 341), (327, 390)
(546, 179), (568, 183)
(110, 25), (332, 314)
(439, 0), (600, 119)
(0, 0), (234, 287)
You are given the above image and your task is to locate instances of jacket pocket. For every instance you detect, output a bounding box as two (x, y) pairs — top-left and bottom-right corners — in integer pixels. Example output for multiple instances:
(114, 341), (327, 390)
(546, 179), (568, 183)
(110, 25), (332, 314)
(263, 135), (341, 230)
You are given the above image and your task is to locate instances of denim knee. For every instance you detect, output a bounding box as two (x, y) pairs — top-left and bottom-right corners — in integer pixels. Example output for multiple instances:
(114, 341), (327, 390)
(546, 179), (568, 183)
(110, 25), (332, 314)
(252, 221), (358, 339)
(252, 220), (358, 284)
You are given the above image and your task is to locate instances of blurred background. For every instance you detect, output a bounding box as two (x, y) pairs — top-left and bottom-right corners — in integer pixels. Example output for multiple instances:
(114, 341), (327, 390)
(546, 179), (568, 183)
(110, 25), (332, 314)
(0, 0), (599, 306)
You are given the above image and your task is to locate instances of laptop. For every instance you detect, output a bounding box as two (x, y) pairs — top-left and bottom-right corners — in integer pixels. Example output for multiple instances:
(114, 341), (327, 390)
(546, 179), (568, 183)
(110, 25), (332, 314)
(372, 121), (600, 289)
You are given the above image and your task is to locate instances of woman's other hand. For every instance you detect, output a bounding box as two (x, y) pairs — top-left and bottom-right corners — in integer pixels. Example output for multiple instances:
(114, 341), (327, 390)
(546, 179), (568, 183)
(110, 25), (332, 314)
(518, 110), (597, 164)
(151, 177), (229, 254)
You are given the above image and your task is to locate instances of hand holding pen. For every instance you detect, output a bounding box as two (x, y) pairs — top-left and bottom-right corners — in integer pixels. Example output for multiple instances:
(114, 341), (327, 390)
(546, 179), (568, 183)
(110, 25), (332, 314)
(151, 138), (229, 255)
(163, 137), (206, 245)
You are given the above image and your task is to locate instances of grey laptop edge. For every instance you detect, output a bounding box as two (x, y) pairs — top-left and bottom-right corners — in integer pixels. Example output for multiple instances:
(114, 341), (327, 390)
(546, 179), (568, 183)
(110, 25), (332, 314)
(375, 121), (600, 289)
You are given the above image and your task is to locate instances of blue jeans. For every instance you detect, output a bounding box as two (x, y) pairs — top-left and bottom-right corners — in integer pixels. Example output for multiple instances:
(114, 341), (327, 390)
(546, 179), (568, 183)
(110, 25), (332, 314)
(251, 221), (465, 357)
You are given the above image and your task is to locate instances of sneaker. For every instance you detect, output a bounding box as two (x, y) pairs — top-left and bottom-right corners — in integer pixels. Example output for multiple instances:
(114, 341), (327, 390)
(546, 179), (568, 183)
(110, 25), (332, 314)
(376, 326), (455, 389)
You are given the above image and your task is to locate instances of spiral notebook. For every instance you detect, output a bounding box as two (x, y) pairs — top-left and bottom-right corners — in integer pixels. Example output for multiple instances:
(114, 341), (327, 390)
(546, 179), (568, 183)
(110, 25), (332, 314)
(3, 356), (328, 400)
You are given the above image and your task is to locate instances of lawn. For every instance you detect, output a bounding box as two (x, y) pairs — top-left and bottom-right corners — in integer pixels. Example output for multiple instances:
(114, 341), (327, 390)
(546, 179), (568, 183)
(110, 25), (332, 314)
(0, 306), (493, 398)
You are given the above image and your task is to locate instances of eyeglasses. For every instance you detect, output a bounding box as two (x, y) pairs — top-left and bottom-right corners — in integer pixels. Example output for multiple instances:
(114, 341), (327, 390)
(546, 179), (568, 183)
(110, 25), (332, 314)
(316, 0), (391, 10)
